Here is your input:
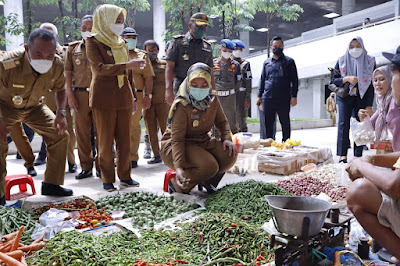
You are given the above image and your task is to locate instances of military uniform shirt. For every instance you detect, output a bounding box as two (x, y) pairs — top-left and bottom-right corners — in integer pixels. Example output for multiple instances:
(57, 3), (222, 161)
(152, 58), (167, 103)
(0, 49), (65, 110)
(213, 58), (241, 92)
(64, 40), (92, 88)
(129, 48), (155, 92)
(166, 31), (213, 79)
(235, 59), (252, 100)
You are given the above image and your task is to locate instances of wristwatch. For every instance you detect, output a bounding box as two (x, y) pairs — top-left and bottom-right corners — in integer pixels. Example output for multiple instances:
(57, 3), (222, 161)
(56, 110), (67, 116)
(145, 93), (152, 99)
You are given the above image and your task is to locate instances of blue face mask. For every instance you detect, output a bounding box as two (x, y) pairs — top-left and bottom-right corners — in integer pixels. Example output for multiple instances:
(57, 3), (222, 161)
(127, 39), (137, 50)
(189, 87), (210, 101)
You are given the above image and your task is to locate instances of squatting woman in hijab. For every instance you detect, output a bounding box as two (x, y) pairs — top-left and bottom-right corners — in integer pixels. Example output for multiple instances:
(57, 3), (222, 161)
(333, 36), (375, 163)
(86, 4), (146, 192)
(160, 63), (237, 194)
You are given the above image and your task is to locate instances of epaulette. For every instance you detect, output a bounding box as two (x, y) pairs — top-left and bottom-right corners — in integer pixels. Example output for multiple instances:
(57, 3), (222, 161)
(68, 40), (81, 47)
(54, 54), (64, 67)
(134, 48), (147, 54)
(0, 48), (25, 70)
(173, 35), (184, 39)
(203, 39), (211, 46)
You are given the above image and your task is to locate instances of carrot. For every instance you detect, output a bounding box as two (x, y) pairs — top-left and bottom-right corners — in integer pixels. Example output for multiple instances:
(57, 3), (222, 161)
(17, 242), (46, 254)
(32, 232), (45, 244)
(5, 250), (24, 260)
(10, 226), (25, 252)
(20, 256), (26, 265)
(0, 252), (24, 266)
(1, 232), (18, 243)
(0, 242), (12, 252)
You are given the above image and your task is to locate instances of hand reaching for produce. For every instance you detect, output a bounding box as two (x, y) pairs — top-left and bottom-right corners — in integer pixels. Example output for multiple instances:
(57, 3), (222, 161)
(223, 140), (238, 157)
(346, 158), (365, 181)
(175, 168), (190, 188)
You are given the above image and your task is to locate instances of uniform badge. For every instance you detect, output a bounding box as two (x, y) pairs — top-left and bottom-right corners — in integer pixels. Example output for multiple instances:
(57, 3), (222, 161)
(12, 95), (23, 105)
(193, 120), (199, 127)
(182, 54), (189, 61)
(107, 50), (113, 57)
(75, 58), (81, 65)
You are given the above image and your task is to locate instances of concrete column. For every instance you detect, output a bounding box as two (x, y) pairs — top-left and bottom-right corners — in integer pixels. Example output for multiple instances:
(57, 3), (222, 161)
(395, 0), (400, 18)
(342, 0), (356, 16)
(4, 0), (24, 51)
(153, 0), (166, 56)
(239, 20), (250, 57)
(312, 78), (325, 119)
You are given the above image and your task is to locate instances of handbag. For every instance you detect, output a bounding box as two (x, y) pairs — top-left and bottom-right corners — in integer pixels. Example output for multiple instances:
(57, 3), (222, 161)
(328, 67), (350, 98)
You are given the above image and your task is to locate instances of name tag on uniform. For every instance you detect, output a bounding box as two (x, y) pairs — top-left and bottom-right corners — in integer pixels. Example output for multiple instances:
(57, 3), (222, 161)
(12, 84), (24, 88)
(202, 48), (211, 52)
(73, 52), (82, 56)
(191, 113), (200, 119)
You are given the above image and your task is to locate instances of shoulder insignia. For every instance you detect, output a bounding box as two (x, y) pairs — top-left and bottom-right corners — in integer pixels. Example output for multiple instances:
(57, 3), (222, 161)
(68, 40), (81, 47)
(1, 59), (19, 70)
(173, 35), (184, 39)
(0, 48), (25, 70)
(203, 39), (211, 46)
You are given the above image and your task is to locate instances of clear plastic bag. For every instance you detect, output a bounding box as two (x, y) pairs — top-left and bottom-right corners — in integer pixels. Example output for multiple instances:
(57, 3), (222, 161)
(350, 116), (375, 146)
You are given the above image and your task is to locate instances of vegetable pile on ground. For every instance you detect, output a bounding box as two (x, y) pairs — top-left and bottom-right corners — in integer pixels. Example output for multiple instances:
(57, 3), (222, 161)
(0, 206), (37, 244)
(27, 213), (273, 265)
(95, 191), (199, 228)
(0, 226), (46, 265)
(275, 175), (347, 202)
(69, 209), (114, 229)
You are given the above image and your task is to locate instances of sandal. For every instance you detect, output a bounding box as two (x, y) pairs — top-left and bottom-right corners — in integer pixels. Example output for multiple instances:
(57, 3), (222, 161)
(378, 249), (400, 266)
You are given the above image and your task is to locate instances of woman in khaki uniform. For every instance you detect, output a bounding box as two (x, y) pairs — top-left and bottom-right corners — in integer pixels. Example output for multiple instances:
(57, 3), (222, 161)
(161, 63), (237, 194)
(86, 4), (146, 191)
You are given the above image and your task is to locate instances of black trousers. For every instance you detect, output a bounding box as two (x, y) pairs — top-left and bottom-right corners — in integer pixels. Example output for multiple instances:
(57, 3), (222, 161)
(262, 98), (291, 142)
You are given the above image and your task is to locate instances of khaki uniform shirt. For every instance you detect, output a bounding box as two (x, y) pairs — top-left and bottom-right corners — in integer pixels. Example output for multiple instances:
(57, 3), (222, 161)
(165, 31), (213, 79)
(0, 48), (65, 111)
(152, 58), (167, 104)
(161, 97), (231, 169)
(64, 40), (92, 88)
(213, 58), (241, 92)
(86, 36), (133, 110)
(326, 96), (336, 112)
(128, 48), (154, 93)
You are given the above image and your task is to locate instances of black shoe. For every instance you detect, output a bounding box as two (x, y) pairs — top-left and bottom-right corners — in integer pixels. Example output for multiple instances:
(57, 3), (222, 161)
(75, 170), (93, 180)
(147, 155), (162, 164)
(120, 179), (140, 187)
(0, 195), (5, 206)
(143, 149), (151, 159)
(339, 158), (348, 163)
(96, 171), (101, 178)
(131, 161), (138, 168)
(16, 153), (22, 160)
(68, 162), (77, 173)
(103, 183), (116, 192)
(27, 167), (37, 177)
(198, 184), (204, 191)
(41, 182), (73, 196)
(34, 158), (46, 166)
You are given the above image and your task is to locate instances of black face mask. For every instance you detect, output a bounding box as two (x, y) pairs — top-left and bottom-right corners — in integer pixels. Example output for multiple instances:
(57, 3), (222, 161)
(273, 47), (283, 57)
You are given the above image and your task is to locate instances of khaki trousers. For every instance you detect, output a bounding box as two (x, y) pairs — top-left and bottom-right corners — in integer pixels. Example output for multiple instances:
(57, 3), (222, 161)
(92, 108), (131, 184)
(65, 105), (76, 164)
(218, 94), (238, 134)
(143, 102), (169, 157)
(0, 104), (68, 198)
(161, 139), (237, 193)
(130, 91), (143, 161)
(9, 123), (35, 168)
(74, 90), (97, 171)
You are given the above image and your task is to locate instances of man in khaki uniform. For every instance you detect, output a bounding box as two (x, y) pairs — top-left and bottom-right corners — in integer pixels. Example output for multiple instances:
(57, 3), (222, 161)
(0, 28), (73, 206)
(143, 40), (170, 164)
(35, 23), (77, 173)
(326, 92), (337, 126)
(121, 27), (154, 168)
(65, 15), (98, 179)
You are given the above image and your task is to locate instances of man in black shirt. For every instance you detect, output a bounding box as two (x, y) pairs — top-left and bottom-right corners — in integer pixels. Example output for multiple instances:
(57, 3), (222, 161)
(256, 36), (299, 141)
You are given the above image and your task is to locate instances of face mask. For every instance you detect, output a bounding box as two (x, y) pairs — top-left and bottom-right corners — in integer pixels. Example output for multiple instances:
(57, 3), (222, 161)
(273, 47), (283, 57)
(221, 51), (232, 60)
(349, 48), (363, 58)
(110, 23), (124, 36)
(193, 27), (206, 39)
(233, 50), (242, 58)
(28, 52), (53, 74)
(81, 31), (90, 40)
(127, 39), (137, 50)
(189, 87), (210, 101)
(148, 52), (158, 61)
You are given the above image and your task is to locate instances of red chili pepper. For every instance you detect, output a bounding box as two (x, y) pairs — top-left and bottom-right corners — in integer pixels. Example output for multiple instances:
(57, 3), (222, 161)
(171, 259), (189, 264)
(196, 233), (204, 243)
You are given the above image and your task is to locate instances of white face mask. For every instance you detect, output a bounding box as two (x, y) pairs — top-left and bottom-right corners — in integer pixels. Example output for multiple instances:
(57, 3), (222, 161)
(81, 31), (90, 40)
(349, 48), (363, 58)
(232, 50), (242, 58)
(110, 23), (124, 36)
(221, 51), (232, 60)
(28, 51), (53, 74)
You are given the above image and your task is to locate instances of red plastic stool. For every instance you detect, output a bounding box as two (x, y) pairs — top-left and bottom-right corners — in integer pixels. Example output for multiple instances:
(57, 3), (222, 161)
(163, 169), (176, 192)
(5, 174), (36, 200)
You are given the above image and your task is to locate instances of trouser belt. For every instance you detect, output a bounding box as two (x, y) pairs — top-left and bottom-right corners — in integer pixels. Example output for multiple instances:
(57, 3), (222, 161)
(74, 87), (88, 92)
(238, 87), (246, 92)
(217, 89), (235, 97)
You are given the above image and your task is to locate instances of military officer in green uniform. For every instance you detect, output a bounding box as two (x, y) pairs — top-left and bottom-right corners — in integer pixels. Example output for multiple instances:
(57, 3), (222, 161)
(0, 28), (73, 206)
(232, 39), (252, 132)
(213, 39), (241, 134)
(165, 12), (214, 105)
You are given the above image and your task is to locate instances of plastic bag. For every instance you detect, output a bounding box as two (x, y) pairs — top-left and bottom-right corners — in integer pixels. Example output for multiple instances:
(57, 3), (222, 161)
(232, 133), (260, 150)
(350, 116), (375, 146)
(31, 208), (77, 240)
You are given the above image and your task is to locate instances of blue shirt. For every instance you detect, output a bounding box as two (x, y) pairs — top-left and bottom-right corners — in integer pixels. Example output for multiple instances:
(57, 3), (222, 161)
(258, 55), (299, 100)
